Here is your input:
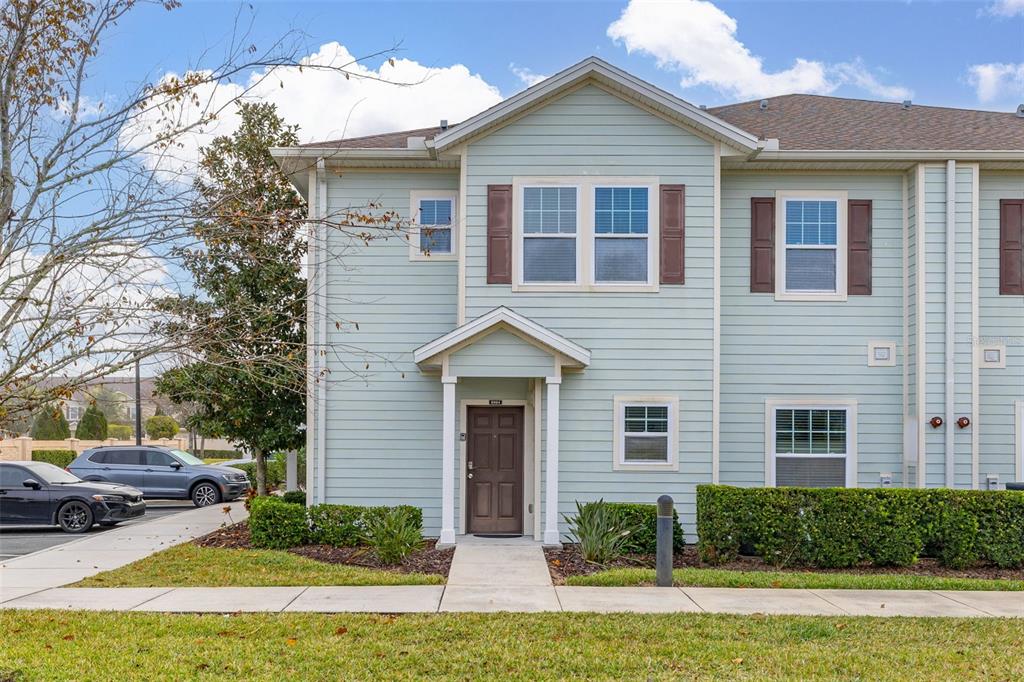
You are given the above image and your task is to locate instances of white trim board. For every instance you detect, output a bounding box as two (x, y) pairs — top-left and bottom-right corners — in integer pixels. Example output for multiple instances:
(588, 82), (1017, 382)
(611, 394), (681, 472)
(773, 190), (849, 302)
(763, 397), (859, 488)
(408, 190), (459, 262)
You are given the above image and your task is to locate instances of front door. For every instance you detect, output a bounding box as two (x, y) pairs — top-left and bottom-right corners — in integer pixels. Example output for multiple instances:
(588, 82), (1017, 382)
(466, 406), (523, 535)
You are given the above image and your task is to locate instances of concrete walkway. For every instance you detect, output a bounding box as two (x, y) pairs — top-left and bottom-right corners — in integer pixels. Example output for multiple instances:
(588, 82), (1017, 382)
(4, 531), (1023, 616)
(0, 500), (247, 601)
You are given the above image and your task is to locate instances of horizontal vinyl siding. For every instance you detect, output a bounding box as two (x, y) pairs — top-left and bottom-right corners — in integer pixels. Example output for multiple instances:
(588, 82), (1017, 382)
(906, 170), (918, 484)
(954, 166), (975, 488)
(979, 173), (1024, 485)
(923, 165), (948, 486)
(448, 329), (555, 377)
(720, 173), (905, 488)
(322, 171), (458, 533)
(463, 85), (716, 536)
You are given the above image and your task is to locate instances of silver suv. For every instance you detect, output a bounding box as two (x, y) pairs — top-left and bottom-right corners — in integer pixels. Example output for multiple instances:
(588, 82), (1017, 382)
(67, 446), (250, 507)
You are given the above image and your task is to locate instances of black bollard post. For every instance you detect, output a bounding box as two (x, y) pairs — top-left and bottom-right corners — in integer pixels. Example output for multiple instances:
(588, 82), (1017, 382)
(656, 494), (673, 587)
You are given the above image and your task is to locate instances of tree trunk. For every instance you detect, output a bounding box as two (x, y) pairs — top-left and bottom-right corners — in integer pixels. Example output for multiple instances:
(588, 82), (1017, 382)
(254, 448), (268, 496)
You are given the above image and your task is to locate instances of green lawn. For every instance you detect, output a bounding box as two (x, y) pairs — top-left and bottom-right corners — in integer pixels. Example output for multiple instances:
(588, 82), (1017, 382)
(73, 544), (443, 587)
(2, 611), (1023, 680)
(566, 567), (1024, 591)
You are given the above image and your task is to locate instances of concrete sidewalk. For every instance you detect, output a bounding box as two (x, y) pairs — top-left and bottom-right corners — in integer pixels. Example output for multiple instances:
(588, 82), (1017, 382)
(3, 585), (1022, 617)
(0, 500), (246, 600)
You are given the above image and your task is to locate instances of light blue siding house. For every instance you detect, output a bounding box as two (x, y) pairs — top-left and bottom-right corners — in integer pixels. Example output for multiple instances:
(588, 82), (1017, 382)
(272, 58), (1024, 544)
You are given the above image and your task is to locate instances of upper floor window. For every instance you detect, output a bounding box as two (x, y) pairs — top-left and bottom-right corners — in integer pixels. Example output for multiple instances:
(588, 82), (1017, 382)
(775, 192), (847, 301)
(514, 177), (658, 292)
(594, 187), (649, 283)
(522, 186), (578, 283)
(409, 190), (458, 261)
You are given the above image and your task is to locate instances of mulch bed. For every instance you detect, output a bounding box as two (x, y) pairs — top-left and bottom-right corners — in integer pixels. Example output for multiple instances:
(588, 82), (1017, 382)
(193, 521), (453, 576)
(545, 544), (1024, 584)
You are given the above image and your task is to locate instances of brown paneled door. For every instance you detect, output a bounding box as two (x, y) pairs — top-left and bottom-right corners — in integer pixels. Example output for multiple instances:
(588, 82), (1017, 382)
(466, 406), (524, 535)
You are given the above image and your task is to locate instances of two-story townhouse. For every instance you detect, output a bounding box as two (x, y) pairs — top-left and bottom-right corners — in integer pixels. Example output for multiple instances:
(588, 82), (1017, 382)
(272, 57), (1024, 544)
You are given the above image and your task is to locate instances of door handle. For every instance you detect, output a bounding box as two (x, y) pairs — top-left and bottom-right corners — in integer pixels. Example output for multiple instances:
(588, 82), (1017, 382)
(468, 461), (474, 470)
(467, 473), (473, 479)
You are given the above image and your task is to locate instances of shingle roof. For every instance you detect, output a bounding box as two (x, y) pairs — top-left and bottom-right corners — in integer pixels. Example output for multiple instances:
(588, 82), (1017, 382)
(295, 95), (1024, 152)
(708, 94), (1024, 150)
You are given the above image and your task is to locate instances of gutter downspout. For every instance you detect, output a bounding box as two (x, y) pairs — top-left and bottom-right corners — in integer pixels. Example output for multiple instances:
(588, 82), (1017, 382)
(945, 160), (956, 488)
(316, 158), (328, 503)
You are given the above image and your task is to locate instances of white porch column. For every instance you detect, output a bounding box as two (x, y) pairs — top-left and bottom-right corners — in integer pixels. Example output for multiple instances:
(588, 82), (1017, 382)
(543, 376), (561, 545)
(440, 376), (458, 545)
(285, 449), (298, 491)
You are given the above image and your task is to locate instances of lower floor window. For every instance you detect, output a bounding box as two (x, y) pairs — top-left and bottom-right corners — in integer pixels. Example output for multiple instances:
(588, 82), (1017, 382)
(613, 395), (679, 470)
(770, 403), (853, 487)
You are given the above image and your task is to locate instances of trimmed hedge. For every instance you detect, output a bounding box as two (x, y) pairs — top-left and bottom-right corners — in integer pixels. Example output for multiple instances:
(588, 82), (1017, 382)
(248, 496), (423, 550)
(31, 449), (76, 469)
(108, 424), (133, 440)
(697, 485), (1024, 569)
(606, 503), (685, 554)
(280, 490), (306, 506)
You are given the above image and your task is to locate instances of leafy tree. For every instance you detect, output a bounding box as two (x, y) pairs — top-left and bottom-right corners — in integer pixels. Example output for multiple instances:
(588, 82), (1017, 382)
(156, 102), (306, 495)
(108, 423), (134, 440)
(87, 387), (128, 423)
(31, 404), (70, 439)
(74, 404), (109, 439)
(145, 415), (179, 440)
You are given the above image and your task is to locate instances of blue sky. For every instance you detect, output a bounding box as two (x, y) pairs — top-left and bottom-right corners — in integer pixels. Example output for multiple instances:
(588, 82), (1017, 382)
(97, 0), (1024, 150)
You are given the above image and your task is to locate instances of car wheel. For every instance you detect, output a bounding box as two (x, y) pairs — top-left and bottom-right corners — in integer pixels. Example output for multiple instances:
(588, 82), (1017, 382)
(191, 482), (221, 507)
(58, 501), (94, 533)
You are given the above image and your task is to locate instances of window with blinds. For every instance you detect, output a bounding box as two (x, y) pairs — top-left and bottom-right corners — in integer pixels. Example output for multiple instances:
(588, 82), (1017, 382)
(783, 199), (839, 293)
(522, 187), (577, 283)
(773, 407), (849, 487)
(594, 187), (649, 283)
(417, 198), (453, 254)
(623, 404), (669, 462)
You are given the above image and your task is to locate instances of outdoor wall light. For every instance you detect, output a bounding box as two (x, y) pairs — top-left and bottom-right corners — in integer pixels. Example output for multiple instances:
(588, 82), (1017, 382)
(957, 417), (971, 429)
(929, 416), (944, 429)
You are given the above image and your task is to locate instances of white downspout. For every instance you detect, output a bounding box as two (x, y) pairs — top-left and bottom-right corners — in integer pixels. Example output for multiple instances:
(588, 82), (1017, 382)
(316, 158), (328, 503)
(945, 160), (956, 488)
(305, 167), (318, 501)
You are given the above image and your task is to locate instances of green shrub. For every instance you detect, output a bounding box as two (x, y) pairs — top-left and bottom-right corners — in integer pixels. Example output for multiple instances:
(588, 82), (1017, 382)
(697, 485), (1024, 570)
(605, 502), (686, 554)
(281, 490), (306, 506)
(31, 405), (70, 439)
(361, 507), (424, 564)
(564, 500), (638, 565)
(193, 448), (242, 459)
(248, 496), (309, 549)
(31, 449), (76, 469)
(74, 404), (108, 440)
(108, 423), (133, 440)
(232, 452), (307, 491)
(307, 504), (423, 547)
(145, 415), (179, 439)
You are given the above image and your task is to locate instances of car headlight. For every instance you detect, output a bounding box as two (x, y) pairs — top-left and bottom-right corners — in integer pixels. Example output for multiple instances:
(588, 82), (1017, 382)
(92, 494), (124, 502)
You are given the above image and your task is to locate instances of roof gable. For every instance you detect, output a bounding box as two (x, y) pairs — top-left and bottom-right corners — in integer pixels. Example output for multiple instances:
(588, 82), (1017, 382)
(432, 57), (759, 153)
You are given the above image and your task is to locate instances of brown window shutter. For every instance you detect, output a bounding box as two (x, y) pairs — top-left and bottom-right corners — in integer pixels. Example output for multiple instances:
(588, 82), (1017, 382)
(659, 184), (685, 284)
(750, 197), (775, 292)
(1000, 199), (1024, 295)
(486, 184), (513, 284)
(848, 199), (872, 295)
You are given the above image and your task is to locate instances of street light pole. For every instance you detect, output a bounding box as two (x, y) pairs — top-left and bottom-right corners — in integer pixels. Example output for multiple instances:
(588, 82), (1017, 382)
(134, 358), (143, 445)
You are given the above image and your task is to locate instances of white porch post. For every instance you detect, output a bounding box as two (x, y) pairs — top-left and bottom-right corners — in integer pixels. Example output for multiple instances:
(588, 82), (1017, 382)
(543, 376), (561, 545)
(440, 376), (458, 545)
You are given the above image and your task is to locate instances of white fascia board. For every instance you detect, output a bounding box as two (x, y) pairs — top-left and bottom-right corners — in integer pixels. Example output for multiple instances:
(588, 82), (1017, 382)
(432, 56), (759, 153)
(413, 306), (591, 367)
(754, 150), (1024, 161)
(270, 147), (436, 161)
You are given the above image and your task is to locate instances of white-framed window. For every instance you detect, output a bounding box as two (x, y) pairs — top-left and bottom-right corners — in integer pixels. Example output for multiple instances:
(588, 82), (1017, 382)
(775, 191), (848, 301)
(513, 176), (659, 292)
(66, 405), (82, 421)
(612, 395), (679, 471)
(765, 398), (857, 487)
(409, 190), (458, 261)
(522, 186), (579, 283)
(594, 186), (651, 284)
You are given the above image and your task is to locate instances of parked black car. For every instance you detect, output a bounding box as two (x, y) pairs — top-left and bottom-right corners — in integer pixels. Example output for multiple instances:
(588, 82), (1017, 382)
(0, 461), (145, 533)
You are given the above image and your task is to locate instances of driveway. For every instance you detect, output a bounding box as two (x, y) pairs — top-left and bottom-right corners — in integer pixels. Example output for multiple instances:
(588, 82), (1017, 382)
(0, 500), (195, 560)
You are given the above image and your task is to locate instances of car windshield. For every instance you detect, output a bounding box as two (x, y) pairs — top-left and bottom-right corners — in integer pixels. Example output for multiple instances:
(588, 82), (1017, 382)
(24, 462), (81, 484)
(170, 449), (205, 466)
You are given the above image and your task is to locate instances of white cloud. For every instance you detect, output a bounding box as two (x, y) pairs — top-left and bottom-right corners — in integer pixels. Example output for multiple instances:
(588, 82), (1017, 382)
(967, 62), (1024, 103)
(125, 43), (503, 177)
(509, 63), (548, 88)
(986, 0), (1024, 16)
(607, 0), (911, 101)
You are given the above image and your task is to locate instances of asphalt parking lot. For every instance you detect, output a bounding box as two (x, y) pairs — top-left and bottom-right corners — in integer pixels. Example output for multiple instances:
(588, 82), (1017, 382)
(0, 500), (194, 561)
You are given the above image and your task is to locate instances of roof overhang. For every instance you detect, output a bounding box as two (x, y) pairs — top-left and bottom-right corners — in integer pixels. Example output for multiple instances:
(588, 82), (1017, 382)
(432, 56), (759, 154)
(414, 306), (591, 370)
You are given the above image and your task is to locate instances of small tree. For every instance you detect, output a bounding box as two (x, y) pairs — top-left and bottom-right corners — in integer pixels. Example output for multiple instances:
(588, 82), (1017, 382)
(74, 404), (109, 439)
(146, 415), (179, 440)
(31, 405), (71, 439)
